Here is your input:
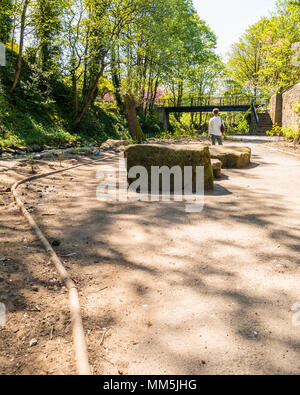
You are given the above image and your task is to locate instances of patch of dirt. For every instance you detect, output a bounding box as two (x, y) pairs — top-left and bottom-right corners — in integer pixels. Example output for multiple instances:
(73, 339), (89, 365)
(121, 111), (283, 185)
(266, 140), (300, 155)
(0, 156), (91, 375)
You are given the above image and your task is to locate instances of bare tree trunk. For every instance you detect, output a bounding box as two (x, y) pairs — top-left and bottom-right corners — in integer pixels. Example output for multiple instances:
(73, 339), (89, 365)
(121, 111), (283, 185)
(82, 25), (90, 97)
(72, 62), (105, 127)
(144, 64), (152, 114)
(72, 72), (79, 116)
(111, 48), (123, 111)
(11, 0), (29, 93)
(140, 56), (148, 110)
(123, 94), (144, 142)
(150, 78), (158, 112)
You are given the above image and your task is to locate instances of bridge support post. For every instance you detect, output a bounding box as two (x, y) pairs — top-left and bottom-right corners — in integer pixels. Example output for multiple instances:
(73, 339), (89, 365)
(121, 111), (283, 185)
(157, 108), (169, 132)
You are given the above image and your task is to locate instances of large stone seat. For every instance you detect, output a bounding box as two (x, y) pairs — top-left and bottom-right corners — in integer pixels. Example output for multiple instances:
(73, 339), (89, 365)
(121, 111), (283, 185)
(124, 144), (214, 191)
(209, 146), (251, 168)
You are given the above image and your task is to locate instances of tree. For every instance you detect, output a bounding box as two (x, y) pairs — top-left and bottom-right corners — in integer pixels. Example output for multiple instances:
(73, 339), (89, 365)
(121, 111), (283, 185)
(226, 19), (266, 98)
(227, 0), (300, 98)
(11, 0), (30, 92)
(71, 0), (152, 128)
(34, 0), (64, 72)
(2, 0), (221, 139)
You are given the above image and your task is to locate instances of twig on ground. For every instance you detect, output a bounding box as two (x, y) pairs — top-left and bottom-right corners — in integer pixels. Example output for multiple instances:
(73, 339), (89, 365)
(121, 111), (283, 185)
(100, 328), (110, 346)
(50, 326), (54, 340)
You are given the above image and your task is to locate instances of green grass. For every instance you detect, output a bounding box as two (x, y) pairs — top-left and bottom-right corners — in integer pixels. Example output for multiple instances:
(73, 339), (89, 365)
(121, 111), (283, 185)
(0, 92), (131, 149)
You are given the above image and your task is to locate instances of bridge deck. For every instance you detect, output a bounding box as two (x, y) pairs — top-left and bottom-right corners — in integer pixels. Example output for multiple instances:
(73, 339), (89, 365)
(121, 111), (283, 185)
(161, 105), (255, 113)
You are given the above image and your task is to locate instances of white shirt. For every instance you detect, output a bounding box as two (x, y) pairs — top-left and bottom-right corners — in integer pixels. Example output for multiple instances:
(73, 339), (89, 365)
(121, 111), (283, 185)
(209, 116), (224, 136)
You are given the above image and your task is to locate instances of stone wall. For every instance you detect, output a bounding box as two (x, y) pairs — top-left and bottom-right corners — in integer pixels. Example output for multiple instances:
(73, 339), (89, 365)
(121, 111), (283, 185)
(282, 83), (300, 129)
(269, 93), (282, 126)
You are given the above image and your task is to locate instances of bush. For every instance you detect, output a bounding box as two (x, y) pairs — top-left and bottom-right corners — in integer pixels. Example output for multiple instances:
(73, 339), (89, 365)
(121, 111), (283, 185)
(0, 49), (131, 149)
(138, 111), (161, 138)
(168, 114), (199, 140)
(267, 123), (300, 144)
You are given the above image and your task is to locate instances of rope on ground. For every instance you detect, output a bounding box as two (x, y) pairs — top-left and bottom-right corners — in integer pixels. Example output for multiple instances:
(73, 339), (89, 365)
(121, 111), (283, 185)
(11, 154), (117, 375)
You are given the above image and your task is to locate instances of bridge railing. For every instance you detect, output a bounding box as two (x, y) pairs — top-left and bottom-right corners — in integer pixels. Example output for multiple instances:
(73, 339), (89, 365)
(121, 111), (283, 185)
(154, 96), (256, 108)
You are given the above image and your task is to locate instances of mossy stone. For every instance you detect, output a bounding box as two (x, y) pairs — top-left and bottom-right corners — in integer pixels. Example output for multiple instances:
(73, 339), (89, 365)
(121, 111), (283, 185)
(211, 159), (222, 178)
(209, 146), (251, 168)
(124, 144), (214, 191)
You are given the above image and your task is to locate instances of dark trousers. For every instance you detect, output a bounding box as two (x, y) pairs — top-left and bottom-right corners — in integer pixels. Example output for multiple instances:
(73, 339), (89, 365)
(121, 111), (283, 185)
(211, 135), (223, 145)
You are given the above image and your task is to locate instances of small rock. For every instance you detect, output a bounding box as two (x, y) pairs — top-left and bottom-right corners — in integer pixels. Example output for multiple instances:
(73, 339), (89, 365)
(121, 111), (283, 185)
(29, 338), (38, 347)
(69, 159), (78, 165)
(17, 162), (27, 167)
(51, 239), (61, 247)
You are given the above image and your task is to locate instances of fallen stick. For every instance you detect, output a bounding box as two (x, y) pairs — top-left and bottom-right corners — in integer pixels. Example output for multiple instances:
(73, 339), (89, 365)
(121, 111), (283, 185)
(100, 328), (110, 346)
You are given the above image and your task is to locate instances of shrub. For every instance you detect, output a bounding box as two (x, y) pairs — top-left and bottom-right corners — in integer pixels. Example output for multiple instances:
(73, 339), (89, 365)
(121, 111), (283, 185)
(267, 123), (300, 144)
(0, 50), (131, 149)
(138, 111), (161, 138)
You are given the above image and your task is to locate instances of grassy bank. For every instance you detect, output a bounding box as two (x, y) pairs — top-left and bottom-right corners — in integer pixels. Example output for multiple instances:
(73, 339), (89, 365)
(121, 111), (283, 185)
(0, 50), (130, 151)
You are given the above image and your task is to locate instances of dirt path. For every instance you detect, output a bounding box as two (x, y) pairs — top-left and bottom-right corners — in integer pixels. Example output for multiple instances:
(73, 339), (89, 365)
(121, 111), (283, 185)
(0, 161), (76, 374)
(1, 142), (300, 374)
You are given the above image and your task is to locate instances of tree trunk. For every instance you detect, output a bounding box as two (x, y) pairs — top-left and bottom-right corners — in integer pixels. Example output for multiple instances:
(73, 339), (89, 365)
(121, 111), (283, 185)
(72, 62), (105, 128)
(150, 79), (158, 112)
(111, 49), (123, 111)
(11, 0), (17, 52)
(72, 72), (79, 116)
(144, 65), (152, 115)
(123, 94), (144, 142)
(11, 0), (29, 93)
(82, 25), (90, 97)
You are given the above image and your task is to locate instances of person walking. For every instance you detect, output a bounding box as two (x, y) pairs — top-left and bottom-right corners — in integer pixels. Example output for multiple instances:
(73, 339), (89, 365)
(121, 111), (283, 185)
(209, 108), (224, 145)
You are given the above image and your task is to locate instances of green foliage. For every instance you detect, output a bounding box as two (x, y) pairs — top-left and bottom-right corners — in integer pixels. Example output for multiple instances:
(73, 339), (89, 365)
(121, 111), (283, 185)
(266, 101), (300, 144)
(0, 51), (130, 148)
(1, 0), (221, 146)
(267, 123), (300, 143)
(221, 110), (251, 135)
(226, 0), (300, 97)
(34, 0), (63, 71)
(0, 0), (13, 43)
(165, 114), (199, 140)
(138, 112), (161, 138)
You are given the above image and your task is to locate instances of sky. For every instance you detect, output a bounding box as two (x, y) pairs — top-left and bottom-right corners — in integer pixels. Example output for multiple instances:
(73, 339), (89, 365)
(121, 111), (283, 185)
(193, 0), (276, 59)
